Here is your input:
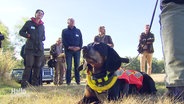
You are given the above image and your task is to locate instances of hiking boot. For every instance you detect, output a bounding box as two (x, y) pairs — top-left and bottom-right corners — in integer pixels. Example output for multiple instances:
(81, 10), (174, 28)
(165, 87), (184, 102)
(21, 81), (28, 89)
(67, 83), (70, 86)
(76, 82), (80, 85)
(54, 81), (58, 85)
(59, 81), (63, 85)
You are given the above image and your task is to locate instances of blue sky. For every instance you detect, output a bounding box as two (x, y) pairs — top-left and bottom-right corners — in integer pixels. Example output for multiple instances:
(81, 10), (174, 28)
(0, 0), (163, 59)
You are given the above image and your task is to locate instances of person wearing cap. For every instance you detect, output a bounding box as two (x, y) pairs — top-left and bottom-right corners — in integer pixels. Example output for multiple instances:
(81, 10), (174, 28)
(62, 18), (83, 85)
(94, 26), (114, 48)
(138, 24), (155, 75)
(50, 38), (65, 85)
(19, 9), (45, 88)
(160, 0), (184, 101)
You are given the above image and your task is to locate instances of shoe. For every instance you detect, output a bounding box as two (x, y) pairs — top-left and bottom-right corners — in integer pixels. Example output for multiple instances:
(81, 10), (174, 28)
(21, 81), (28, 89)
(54, 81), (58, 85)
(76, 82), (80, 85)
(59, 82), (63, 85)
(165, 87), (184, 102)
(67, 83), (70, 86)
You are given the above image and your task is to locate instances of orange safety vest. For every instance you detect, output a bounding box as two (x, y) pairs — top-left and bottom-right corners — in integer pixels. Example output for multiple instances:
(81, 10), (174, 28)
(118, 69), (143, 90)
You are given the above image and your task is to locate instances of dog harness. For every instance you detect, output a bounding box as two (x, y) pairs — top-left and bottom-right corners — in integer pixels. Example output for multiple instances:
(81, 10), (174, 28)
(87, 71), (118, 93)
(87, 68), (143, 93)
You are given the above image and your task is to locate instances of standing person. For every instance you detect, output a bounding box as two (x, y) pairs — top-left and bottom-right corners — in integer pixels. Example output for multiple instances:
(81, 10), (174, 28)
(138, 24), (155, 75)
(50, 38), (65, 85)
(62, 18), (83, 85)
(20, 44), (26, 66)
(19, 9), (45, 88)
(94, 26), (114, 48)
(160, 1), (184, 100)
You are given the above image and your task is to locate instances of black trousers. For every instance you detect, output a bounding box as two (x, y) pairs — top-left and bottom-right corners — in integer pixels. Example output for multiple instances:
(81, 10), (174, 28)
(21, 54), (43, 88)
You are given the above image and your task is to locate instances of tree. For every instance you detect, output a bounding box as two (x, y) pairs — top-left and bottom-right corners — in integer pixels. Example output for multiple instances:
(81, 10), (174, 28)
(122, 56), (140, 71)
(0, 21), (14, 51)
(14, 17), (28, 45)
(12, 17), (28, 59)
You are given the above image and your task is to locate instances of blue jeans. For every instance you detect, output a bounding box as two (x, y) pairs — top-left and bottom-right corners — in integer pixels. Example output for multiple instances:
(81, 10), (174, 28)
(65, 51), (81, 84)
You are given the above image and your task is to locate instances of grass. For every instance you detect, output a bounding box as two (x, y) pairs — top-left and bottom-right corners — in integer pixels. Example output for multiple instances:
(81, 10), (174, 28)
(0, 80), (20, 96)
(0, 74), (183, 104)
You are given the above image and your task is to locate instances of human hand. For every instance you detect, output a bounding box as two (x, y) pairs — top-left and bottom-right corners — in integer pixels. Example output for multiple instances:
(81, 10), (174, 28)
(68, 46), (80, 51)
(27, 34), (30, 38)
(107, 44), (113, 47)
(73, 47), (80, 51)
(147, 42), (152, 44)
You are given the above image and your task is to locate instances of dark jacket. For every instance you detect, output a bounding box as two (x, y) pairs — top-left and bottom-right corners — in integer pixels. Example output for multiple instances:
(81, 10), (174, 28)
(138, 32), (155, 53)
(161, 0), (184, 4)
(19, 18), (45, 56)
(62, 26), (83, 52)
(50, 43), (64, 59)
(20, 44), (26, 59)
(0, 33), (4, 48)
(94, 35), (114, 47)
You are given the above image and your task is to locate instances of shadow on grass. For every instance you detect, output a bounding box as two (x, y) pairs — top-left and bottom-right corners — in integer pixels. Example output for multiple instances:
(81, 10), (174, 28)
(155, 82), (166, 95)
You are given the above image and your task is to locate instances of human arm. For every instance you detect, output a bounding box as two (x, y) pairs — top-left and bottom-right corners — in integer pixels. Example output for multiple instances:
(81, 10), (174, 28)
(146, 33), (155, 44)
(42, 26), (46, 41)
(19, 21), (31, 38)
(61, 29), (69, 50)
(107, 35), (114, 48)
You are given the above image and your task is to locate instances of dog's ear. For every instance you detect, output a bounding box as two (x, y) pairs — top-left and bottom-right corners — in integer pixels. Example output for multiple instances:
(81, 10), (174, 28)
(94, 43), (122, 73)
(105, 45), (122, 73)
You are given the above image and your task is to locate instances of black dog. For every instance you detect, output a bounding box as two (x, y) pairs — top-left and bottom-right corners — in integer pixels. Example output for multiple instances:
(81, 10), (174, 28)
(78, 43), (157, 104)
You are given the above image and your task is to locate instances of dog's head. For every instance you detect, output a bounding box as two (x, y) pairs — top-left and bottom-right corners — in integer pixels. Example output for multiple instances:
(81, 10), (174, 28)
(82, 42), (127, 74)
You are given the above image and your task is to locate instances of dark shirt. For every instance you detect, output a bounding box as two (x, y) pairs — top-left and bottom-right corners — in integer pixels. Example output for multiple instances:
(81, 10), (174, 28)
(138, 32), (155, 53)
(62, 26), (83, 51)
(94, 35), (114, 47)
(50, 43), (64, 59)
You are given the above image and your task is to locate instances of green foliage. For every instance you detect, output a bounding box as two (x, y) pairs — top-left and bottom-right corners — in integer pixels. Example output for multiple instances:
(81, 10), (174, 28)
(0, 51), (22, 81)
(0, 21), (14, 51)
(13, 17), (28, 46)
(152, 58), (165, 73)
(0, 80), (20, 95)
(122, 56), (140, 71)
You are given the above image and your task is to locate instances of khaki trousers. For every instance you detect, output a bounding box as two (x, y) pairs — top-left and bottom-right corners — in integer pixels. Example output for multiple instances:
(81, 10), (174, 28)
(54, 56), (66, 85)
(140, 51), (153, 75)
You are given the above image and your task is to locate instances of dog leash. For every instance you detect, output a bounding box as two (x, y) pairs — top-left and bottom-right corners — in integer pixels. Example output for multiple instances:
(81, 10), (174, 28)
(123, 0), (159, 68)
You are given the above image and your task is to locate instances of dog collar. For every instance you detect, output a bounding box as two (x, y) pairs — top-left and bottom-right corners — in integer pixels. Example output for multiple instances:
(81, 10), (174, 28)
(87, 72), (118, 93)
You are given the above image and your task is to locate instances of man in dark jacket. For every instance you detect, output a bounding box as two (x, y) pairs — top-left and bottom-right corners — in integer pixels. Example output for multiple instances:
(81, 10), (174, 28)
(62, 18), (83, 85)
(138, 24), (154, 75)
(0, 32), (4, 49)
(19, 9), (45, 88)
(50, 38), (65, 85)
(160, 0), (184, 101)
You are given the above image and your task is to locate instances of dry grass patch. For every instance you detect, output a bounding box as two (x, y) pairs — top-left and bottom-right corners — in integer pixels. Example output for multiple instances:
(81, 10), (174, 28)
(1, 74), (183, 104)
